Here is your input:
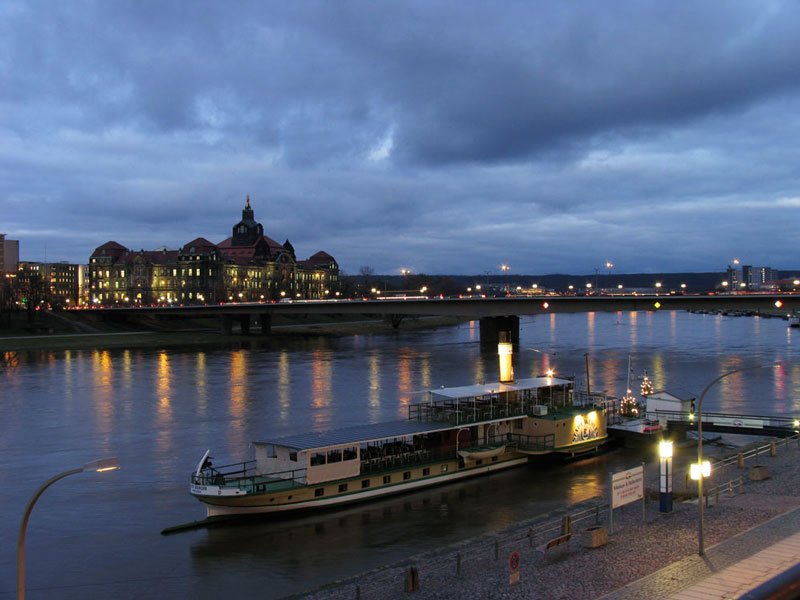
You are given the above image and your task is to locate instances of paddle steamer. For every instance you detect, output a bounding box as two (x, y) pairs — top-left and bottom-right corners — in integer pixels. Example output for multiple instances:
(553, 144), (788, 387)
(190, 340), (609, 516)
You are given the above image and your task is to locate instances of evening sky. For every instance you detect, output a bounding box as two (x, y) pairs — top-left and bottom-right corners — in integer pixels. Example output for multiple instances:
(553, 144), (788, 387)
(2, 1), (799, 275)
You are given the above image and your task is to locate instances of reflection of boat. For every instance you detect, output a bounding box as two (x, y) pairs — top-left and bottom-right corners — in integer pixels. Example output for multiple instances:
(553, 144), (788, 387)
(458, 445), (506, 460)
(190, 342), (609, 517)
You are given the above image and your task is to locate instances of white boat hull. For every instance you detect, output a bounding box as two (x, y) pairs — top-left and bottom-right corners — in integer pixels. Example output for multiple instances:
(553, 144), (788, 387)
(197, 457), (529, 517)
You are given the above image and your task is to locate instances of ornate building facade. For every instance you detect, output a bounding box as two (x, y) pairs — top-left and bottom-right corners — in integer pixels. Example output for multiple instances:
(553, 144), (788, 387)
(89, 197), (339, 305)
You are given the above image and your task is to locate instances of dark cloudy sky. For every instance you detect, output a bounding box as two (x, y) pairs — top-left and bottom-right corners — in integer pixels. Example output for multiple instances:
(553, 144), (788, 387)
(3, 1), (800, 275)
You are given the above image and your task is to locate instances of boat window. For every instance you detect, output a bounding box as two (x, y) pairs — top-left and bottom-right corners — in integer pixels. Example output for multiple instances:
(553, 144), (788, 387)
(441, 465), (448, 473)
(476, 459), (483, 466)
(314, 488), (324, 497)
(289, 452), (298, 462)
(310, 453), (326, 466)
(338, 483), (348, 493)
(343, 447), (358, 461)
(515, 420), (523, 429)
(361, 479), (370, 488)
(422, 468), (430, 476)
(267, 445), (277, 458)
(491, 456), (498, 462)
(383, 475), (391, 484)
(327, 449), (343, 463)
(403, 471), (411, 480)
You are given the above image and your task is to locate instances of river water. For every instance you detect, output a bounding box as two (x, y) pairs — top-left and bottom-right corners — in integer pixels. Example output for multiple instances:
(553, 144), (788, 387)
(1, 311), (799, 599)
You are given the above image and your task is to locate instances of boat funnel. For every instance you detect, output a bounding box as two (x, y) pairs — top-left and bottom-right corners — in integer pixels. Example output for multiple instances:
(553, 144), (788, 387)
(498, 331), (514, 383)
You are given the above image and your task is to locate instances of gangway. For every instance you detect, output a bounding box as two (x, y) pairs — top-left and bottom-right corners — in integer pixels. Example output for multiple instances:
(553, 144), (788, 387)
(649, 410), (800, 438)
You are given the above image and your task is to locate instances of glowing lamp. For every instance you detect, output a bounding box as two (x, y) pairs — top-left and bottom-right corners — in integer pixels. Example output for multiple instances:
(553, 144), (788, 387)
(775, 300), (783, 308)
(654, 302), (661, 309)
(690, 461), (711, 480)
(545, 368), (555, 378)
(542, 302), (549, 309)
(659, 440), (673, 459)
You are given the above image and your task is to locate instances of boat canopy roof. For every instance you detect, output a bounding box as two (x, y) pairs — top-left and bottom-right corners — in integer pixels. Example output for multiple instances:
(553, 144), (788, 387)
(255, 415), (524, 452)
(429, 376), (572, 400)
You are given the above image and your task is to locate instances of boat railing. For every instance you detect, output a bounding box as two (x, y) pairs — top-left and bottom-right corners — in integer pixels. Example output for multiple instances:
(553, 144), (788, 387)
(360, 447), (454, 474)
(191, 460), (308, 492)
(506, 432), (556, 452)
(408, 399), (528, 426)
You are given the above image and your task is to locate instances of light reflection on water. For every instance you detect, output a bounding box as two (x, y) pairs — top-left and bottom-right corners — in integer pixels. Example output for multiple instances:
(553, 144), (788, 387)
(1, 311), (799, 599)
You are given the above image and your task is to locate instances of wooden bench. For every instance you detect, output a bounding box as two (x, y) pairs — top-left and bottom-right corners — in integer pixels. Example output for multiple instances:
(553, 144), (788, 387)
(536, 533), (572, 554)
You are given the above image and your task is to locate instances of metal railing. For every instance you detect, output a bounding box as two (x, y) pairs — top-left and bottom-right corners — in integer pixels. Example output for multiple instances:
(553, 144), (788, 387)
(190, 460), (308, 493)
(650, 409), (799, 432)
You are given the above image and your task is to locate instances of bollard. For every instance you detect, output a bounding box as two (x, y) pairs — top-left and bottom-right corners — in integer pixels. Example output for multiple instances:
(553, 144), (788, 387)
(404, 566), (420, 592)
(770, 442), (777, 457)
(561, 515), (572, 536)
(738, 453), (745, 469)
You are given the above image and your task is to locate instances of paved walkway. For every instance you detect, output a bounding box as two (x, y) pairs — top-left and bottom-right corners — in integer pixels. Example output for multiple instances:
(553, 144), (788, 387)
(601, 506), (800, 599)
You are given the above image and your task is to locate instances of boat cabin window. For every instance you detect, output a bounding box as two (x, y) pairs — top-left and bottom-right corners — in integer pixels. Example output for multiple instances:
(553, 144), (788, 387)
(403, 471), (411, 480)
(315, 488), (324, 497)
(338, 483), (348, 493)
(383, 475), (391, 484)
(289, 452), (298, 462)
(267, 445), (277, 458)
(422, 468), (430, 476)
(361, 479), (370, 488)
(327, 449), (342, 463)
(343, 447), (357, 460)
(311, 453), (326, 466)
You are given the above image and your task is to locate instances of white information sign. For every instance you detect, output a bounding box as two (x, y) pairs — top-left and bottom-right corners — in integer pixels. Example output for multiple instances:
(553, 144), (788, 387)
(611, 465), (644, 508)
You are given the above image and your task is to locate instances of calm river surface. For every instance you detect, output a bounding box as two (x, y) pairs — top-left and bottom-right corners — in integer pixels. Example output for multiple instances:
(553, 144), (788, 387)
(2, 311), (799, 599)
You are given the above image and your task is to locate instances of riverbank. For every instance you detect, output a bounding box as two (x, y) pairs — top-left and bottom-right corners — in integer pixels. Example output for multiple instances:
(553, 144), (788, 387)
(0, 313), (468, 352)
(303, 437), (800, 599)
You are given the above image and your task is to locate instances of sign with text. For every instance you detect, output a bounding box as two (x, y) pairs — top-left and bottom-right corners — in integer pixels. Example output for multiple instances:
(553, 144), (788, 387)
(611, 465), (644, 508)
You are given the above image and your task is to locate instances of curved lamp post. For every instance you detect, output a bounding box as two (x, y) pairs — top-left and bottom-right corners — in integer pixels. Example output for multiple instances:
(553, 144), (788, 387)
(696, 365), (776, 556)
(17, 457), (119, 600)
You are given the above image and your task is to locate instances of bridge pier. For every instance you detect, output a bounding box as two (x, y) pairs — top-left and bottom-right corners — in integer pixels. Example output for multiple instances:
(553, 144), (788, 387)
(220, 315), (233, 335)
(260, 313), (271, 335)
(239, 315), (251, 335)
(479, 316), (519, 349)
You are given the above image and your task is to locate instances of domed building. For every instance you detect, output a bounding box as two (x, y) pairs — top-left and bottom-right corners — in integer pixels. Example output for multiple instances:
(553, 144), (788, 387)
(89, 197), (339, 305)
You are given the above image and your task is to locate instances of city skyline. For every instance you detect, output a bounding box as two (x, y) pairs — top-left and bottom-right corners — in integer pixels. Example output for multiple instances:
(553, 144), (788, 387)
(2, 2), (800, 274)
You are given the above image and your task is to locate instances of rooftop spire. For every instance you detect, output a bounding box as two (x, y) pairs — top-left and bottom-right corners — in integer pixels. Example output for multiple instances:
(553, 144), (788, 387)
(245, 194), (251, 210)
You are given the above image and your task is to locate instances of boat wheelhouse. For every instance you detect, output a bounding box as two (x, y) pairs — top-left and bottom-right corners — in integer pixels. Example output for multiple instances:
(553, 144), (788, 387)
(190, 374), (609, 517)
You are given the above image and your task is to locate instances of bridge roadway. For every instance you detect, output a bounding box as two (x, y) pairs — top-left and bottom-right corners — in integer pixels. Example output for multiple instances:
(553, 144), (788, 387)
(89, 293), (800, 345)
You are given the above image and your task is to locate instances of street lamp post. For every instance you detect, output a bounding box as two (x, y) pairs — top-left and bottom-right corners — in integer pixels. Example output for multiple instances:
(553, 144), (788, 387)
(17, 458), (119, 600)
(695, 365), (775, 556)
